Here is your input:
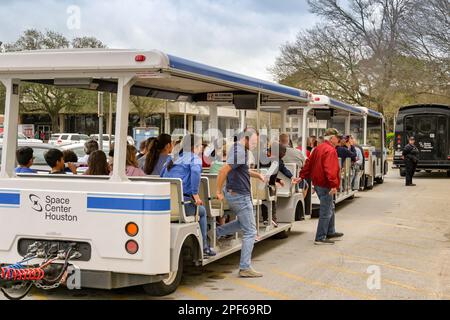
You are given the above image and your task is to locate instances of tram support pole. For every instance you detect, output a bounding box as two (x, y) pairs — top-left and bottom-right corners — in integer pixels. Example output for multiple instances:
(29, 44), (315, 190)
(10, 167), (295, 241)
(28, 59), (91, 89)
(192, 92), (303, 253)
(0, 78), (20, 178)
(363, 115), (368, 145)
(111, 76), (135, 182)
(345, 112), (351, 135)
(301, 107), (311, 158)
(256, 92), (261, 235)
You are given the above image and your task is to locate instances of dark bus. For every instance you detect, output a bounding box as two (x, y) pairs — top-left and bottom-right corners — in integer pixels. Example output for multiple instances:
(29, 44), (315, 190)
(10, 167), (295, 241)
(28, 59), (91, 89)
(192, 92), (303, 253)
(393, 104), (450, 177)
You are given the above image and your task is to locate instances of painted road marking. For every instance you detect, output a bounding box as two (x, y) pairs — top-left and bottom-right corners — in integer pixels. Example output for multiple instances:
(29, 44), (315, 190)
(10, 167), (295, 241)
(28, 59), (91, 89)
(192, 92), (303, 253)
(228, 278), (292, 300)
(326, 251), (441, 278)
(178, 286), (209, 300)
(315, 263), (450, 299)
(272, 268), (377, 300)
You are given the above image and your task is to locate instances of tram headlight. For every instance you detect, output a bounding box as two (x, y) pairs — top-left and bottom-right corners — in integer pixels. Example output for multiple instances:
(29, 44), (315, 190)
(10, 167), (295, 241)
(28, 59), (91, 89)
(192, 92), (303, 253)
(125, 240), (139, 255)
(125, 222), (139, 237)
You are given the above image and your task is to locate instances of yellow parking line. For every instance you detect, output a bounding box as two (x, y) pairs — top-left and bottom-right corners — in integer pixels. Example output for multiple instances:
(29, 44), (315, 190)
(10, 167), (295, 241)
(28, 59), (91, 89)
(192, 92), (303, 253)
(228, 278), (292, 300)
(178, 286), (209, 300)
(366, 236), (429, 250)
(272, 268), (377, 300)
(327, 251), (422, 275)
(316, 263), (450, 299)
(358, 245), (439, 268)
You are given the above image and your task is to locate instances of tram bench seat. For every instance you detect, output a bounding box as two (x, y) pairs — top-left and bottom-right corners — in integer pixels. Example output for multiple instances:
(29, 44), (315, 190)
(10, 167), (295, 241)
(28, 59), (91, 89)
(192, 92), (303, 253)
(199, 177), (221, 218)
(251, 174), (271, 206)
(135, 177), (195, 224)
(15, 174), (192, 223)
(201, 174), (229, 214)
(276, 163), (298, 198)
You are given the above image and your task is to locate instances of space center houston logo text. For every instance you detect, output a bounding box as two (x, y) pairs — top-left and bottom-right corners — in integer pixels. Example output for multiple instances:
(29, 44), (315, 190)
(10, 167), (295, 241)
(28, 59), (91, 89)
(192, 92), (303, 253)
(29, 193), (78, 222)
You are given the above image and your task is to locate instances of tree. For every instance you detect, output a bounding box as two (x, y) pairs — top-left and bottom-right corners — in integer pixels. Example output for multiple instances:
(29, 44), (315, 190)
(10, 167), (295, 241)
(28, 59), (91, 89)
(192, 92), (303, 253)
(272, 0), (450, 127)
(72, 37), (106, 49)
(4, 29), (106, 132)
(130, 96), (165, 127)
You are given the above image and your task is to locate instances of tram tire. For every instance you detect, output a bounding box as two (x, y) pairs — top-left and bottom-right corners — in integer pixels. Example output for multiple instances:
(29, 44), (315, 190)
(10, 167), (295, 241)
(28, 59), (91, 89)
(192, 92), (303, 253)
(142, 251), (183, 297)
(375, 176), (384, 184)
(400, 169), (406, 177)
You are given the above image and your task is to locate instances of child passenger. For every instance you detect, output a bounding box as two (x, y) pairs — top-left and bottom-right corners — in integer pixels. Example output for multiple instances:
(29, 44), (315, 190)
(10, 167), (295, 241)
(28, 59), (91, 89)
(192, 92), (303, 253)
(15, 147), (37, 174)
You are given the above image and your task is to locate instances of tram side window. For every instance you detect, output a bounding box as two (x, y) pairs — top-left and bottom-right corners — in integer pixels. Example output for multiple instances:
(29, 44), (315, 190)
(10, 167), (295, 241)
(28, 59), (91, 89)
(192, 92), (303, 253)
(367, 117), (382, 150)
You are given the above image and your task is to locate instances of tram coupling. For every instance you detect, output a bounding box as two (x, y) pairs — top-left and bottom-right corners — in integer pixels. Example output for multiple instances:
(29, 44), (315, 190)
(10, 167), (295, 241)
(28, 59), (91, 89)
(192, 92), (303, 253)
(0, 240), (83, 300)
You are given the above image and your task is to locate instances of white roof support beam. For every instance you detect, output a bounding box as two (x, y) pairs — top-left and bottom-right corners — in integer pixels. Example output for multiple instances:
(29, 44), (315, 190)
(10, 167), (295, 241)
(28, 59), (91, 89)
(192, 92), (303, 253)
(0, 78), (20, 178)
(110, 75), (136, 182)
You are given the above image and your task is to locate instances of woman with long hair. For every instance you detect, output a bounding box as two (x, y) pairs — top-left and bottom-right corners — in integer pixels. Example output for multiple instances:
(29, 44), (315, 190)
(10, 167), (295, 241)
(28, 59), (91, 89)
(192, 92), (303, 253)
(84, 150), (110, 176)
(161, 134), (216, 257)
(143, 134), (173, 175)
(126, 144), (146, 177)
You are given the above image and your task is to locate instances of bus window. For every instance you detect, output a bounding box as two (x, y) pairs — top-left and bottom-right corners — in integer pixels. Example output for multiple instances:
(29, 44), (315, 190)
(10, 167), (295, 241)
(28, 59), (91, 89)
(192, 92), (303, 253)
(367, 117), (382, 151)
(418, 117), (437, 135)
(405, 117), (414, 134)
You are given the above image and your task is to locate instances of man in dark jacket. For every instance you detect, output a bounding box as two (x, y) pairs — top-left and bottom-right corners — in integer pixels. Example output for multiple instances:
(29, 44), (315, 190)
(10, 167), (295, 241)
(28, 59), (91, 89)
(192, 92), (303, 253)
(403, 136), (419, 186)
(336, 136), (357, 165)
(300, 128), (344, 245)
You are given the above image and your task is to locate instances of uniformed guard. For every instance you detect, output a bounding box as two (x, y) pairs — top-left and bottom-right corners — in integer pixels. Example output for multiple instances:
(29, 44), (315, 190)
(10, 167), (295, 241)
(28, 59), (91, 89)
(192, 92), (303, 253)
(402, 136), (420, 186)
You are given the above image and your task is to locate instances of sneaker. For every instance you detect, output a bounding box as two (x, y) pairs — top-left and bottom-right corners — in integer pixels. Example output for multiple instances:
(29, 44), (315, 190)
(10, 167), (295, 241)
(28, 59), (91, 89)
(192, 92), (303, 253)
(271, 220), (278, 228)
(406, 184), (417, 187)
(263, 220), (269, 226)
(314, 239), (335, 245)
(239, 268), (263, 278)
(203, 247), (217, 257)
(327, 233), (344, 240)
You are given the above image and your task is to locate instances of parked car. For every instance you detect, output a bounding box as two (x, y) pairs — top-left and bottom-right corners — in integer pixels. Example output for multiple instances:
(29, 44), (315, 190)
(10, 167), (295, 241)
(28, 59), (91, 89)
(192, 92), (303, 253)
(61, 142), (111, 161)
(0, 142), (60, 173)
(89, 134), (135, 147)
(90, 134), (115, 142)
(0, 133), (43, 144)
(49, 133), (91, 146)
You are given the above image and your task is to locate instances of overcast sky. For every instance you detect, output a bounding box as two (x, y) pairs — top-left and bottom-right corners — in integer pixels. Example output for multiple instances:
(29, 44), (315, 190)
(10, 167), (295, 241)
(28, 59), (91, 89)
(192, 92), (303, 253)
(0, 0), (318, 81)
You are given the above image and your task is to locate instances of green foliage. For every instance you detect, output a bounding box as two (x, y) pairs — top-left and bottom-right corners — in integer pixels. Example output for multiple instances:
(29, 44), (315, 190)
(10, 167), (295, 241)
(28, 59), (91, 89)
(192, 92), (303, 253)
(273, 0), (450, 120)
(4, 29), (106, 132)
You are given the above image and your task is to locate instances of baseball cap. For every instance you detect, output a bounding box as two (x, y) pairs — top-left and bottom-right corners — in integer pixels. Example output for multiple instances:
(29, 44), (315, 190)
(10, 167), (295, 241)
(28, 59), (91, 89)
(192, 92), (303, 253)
(324, 128), (343, 138)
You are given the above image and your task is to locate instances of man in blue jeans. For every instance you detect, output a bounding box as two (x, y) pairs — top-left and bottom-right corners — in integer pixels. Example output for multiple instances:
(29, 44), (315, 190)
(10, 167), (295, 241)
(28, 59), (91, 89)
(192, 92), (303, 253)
(216, 129), (265, 277)
(300, 128), (344, 245)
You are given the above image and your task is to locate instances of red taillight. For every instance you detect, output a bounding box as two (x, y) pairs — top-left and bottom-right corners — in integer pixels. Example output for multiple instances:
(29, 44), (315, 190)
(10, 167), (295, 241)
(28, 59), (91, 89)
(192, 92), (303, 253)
(125, 240), (139, 255)
(135, 55), (146, 62)
(364, 150), (370, 159)
(314, 97), (321, 101)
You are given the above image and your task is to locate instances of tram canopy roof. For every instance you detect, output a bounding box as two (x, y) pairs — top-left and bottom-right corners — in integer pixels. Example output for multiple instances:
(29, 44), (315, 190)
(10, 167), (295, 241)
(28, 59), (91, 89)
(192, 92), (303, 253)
(310, 95), (365, 116)
(0, 49), (311, 109)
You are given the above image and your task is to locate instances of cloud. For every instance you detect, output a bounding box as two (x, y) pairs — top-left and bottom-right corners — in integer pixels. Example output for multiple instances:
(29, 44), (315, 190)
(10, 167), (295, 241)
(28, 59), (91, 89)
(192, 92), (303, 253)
(0, 0), (318, 80)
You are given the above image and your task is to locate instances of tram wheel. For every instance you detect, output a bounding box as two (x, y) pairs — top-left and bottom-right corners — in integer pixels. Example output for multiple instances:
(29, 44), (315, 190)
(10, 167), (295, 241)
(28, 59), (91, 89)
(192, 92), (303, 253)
(375, 176), (384, 184)
(143, 249), (184, 297)
(400, 169), (406, 177)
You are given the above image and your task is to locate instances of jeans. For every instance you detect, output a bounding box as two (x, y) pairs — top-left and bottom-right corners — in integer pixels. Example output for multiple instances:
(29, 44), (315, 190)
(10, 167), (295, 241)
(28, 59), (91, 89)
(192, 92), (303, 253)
(352, 164), (361, 191)
(185, 203), (209, 250)
(315, 186), (336, 241)
(217, 190), (256, 270)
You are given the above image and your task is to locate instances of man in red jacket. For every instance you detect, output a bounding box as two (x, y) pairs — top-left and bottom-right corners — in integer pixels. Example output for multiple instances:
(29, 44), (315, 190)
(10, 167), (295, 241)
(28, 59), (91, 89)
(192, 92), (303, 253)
(300, 128), (344, 245)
